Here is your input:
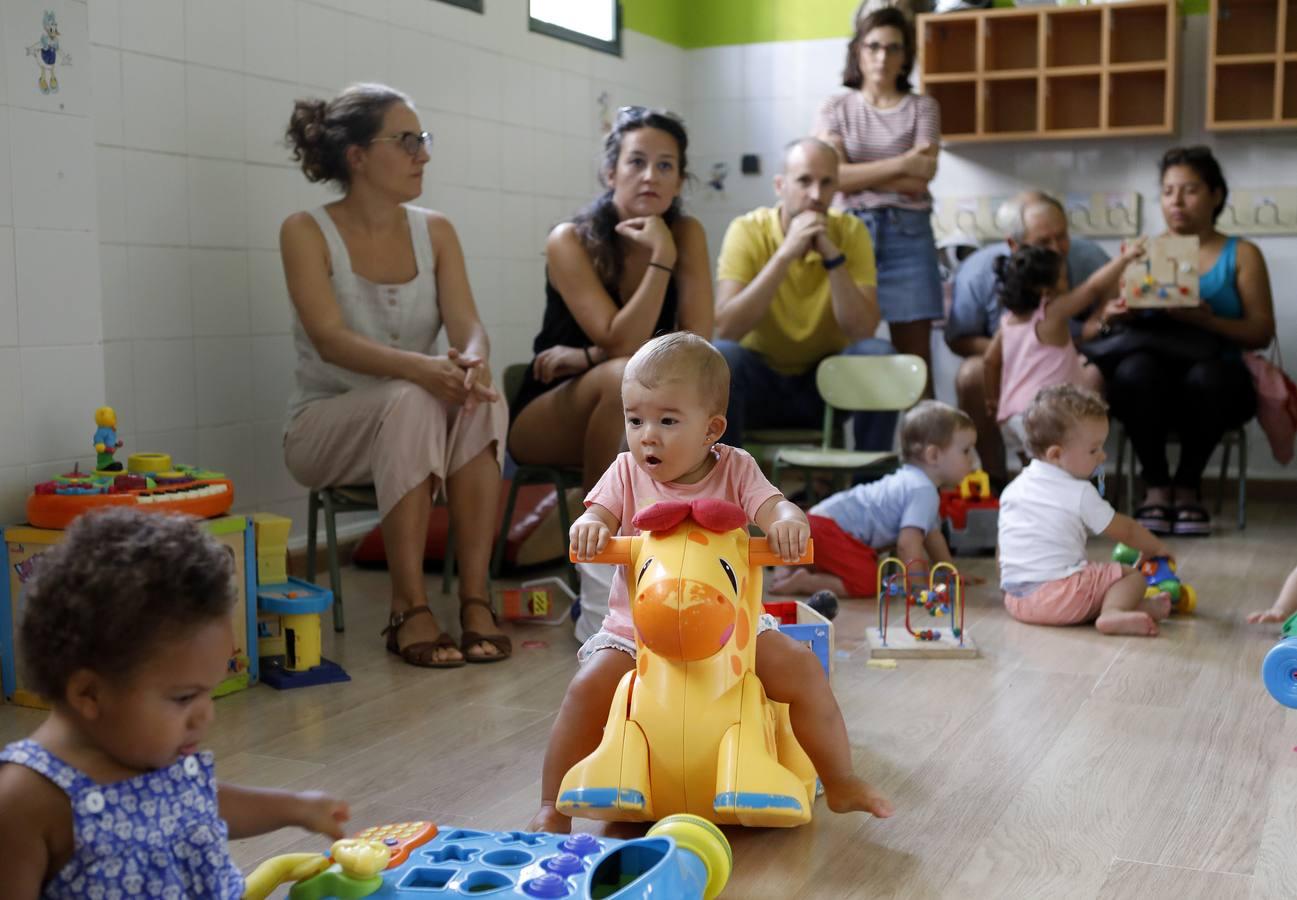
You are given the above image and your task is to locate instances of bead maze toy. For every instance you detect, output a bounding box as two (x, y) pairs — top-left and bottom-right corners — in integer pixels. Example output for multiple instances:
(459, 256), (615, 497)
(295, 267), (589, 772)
(1, 516), (258, 707)
(1120, 234), (1199, 309)
(866, 557), (977, 659)
(939, 469), (999, 555)
(242, 815), (732, 900)
(1111, 542), (1196, 614)
(558, 498), (819, 828)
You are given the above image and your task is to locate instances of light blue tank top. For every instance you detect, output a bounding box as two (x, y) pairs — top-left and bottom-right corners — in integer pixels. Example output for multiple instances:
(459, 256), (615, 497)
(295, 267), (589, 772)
(0, 739), (244, 898)
(1200, 236), (1243, 320)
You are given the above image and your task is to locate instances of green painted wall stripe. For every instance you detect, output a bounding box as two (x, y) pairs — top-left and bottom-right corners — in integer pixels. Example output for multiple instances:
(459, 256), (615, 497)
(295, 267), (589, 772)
(622, 0), (687, 48)
(625, 0), (1205, 49)
(625, 0), (859, 48)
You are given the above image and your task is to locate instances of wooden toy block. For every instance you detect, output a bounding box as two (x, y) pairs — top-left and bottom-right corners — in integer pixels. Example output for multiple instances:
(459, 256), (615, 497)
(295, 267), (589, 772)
(1121, 234), (1199, 308)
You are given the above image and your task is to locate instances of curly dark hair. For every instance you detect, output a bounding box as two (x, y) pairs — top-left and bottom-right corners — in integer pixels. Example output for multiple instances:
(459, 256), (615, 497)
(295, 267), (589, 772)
(20, 509), (236, 702)
(571, 106), (690, 294)
(286, 82), (412, 189)
(1159, 145), (1228, 223)
(994, 244), (1063, 316)
(843, 7), (916, 93)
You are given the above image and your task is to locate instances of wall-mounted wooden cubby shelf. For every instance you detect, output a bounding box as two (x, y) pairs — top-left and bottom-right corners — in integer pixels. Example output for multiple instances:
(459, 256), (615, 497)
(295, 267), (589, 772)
(916, 0), (1178, 143)
(1206, 0), (1297, 129)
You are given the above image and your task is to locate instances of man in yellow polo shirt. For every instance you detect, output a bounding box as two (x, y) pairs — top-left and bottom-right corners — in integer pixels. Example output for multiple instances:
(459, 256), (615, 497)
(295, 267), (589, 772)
(715, 137), (896, 452)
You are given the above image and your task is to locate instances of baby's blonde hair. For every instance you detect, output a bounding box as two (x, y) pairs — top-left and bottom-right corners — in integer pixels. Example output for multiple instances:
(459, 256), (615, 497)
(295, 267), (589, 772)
(900, 400), (975, 464)
(1024, 384), (1109, 458)
(624, 332), (730, 415)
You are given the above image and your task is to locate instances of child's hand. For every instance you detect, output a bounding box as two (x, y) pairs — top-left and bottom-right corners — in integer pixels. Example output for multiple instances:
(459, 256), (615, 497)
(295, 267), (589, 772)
(570, 518), (611, 560)
(1146, 539), (1175, 565)
(1120, 236), (1148, 264)
(767, 517), (810, 563)
(295, 791), (350, 839)
(1247, 607), (1289, 625)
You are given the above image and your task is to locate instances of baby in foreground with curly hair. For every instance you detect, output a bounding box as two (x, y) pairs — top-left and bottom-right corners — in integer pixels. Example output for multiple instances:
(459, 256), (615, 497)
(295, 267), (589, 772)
(0, 509), (350, 899)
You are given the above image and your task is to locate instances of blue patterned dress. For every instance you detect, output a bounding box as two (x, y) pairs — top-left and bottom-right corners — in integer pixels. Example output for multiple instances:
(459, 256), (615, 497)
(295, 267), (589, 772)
(0, 739), (244, 898)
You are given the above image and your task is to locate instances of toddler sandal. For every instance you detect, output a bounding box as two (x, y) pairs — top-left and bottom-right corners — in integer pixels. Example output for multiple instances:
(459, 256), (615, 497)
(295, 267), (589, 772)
(459, 597), (513, 663)
(382, 605), (465, 668)
(1133, 503), (1173, 536)
(1172, 502), (1213, 537)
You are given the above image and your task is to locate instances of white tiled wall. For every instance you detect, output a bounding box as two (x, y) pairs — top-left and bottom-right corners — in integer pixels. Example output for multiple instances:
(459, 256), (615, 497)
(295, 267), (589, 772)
(5, 2), (1290, 536)
(0, 0), (104, 526)
(85, 0), (687, 534)
(685, 17), (1297, 480)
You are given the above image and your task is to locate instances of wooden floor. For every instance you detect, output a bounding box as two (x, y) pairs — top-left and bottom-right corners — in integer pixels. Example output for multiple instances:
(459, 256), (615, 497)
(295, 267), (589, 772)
(3, 499), (1296, 898)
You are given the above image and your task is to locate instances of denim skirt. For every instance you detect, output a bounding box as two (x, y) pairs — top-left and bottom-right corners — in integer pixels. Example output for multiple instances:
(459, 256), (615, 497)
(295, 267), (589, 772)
(851, 206), (943, 323)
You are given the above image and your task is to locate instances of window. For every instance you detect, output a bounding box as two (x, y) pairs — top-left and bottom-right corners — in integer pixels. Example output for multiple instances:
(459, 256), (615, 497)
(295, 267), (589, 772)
(529, 0), (621, 56)
(437, 0), (483, 12)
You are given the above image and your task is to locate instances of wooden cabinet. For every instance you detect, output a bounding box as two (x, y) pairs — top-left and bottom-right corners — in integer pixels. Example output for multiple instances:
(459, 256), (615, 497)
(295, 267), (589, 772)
(917, 0), (1178, 143)
(1206, 0), (1297, 129)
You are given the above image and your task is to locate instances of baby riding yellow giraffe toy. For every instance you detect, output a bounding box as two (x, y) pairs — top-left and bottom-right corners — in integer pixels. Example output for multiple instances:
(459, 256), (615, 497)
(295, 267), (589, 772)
(557, 498), (818, 827)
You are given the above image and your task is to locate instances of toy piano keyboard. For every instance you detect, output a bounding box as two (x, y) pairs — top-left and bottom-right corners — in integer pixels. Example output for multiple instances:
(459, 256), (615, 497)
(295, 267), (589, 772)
(27, 452), (233, 529)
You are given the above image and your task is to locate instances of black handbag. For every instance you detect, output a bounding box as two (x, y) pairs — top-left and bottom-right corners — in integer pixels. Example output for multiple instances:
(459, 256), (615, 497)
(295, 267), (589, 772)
(1080, 315), (1226, 369)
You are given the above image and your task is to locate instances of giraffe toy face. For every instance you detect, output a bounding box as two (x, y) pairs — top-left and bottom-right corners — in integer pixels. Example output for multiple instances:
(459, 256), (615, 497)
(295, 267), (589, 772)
(630, 505), (748, 662)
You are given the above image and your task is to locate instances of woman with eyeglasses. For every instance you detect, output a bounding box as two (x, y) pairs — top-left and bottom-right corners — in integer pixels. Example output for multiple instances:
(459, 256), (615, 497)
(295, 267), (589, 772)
(507, 106), (713, 492)
(816, 6), (943, 396)
(279, 83), (511, 669)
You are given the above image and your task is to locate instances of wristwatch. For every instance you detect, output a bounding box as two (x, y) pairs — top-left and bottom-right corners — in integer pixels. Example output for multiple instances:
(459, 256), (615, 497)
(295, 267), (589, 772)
(822, 253), (847, 270)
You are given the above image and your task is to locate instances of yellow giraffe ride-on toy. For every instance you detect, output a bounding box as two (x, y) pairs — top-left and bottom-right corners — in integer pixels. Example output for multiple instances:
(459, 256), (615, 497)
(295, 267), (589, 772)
(557, 498), (818, 828)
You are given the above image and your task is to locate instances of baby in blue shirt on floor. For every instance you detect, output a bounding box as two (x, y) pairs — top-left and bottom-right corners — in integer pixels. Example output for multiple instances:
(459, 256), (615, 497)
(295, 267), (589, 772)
(771, 400), (978, 597)
(0, 509), (350, 899)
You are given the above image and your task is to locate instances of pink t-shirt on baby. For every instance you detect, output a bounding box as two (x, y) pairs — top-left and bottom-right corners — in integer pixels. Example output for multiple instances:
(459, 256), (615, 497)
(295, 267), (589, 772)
(585, 444), (783, 641)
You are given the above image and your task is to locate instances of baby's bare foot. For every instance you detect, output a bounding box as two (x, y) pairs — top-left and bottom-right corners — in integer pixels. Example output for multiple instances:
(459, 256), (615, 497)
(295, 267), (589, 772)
(1096, 610), (1159, 636)
(526, 803), (572, 834)
(1140, 590), (1172, 621)
(822, 775), (894, 818)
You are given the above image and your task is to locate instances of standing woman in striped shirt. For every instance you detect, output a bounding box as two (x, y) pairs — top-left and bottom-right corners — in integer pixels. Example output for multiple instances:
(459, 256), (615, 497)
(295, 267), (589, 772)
(816, 7), (942, 395)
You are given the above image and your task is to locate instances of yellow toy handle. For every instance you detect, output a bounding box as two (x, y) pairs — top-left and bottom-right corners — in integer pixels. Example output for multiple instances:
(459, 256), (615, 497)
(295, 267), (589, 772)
(242, 853), (330, 900)
(571, 536), (814, 567)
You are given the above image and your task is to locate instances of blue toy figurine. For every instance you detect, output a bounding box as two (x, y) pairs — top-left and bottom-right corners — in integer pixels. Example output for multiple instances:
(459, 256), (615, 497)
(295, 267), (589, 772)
(92, 406), (124, 472)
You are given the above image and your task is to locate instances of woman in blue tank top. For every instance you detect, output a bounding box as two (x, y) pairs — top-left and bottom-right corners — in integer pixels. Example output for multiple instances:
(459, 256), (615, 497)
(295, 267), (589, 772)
(1095, 147), (1275, 536)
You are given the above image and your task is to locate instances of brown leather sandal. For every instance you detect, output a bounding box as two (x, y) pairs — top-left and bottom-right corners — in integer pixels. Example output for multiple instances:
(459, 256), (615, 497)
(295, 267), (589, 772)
(459, 597), (512, 664)
(381, 605), (465, 668)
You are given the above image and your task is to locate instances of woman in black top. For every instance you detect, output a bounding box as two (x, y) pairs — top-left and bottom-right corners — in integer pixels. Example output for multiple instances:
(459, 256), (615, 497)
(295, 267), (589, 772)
(508, 107), (713, 489)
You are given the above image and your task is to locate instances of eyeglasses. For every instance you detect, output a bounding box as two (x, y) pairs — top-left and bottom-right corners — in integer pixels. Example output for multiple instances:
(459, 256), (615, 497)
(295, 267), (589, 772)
(863, 41), (905, 57)
(370, 131), (433, 156)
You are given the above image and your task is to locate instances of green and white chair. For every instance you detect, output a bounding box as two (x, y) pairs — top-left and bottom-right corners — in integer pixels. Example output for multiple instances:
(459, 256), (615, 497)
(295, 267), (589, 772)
(772, 354), (928, 504)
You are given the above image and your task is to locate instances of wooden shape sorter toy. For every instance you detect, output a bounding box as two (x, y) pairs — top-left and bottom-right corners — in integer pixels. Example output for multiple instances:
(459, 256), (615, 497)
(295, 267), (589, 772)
(1121, 234), (1199, 308)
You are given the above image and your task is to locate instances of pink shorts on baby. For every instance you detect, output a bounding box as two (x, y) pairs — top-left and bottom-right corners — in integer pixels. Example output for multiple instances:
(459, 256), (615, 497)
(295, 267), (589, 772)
(1003, 561), (1127, 626)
